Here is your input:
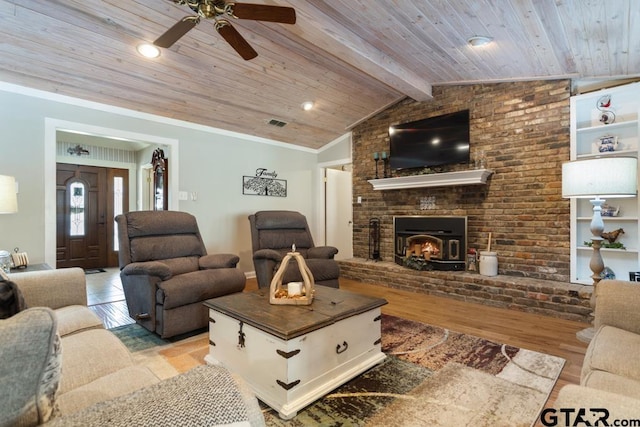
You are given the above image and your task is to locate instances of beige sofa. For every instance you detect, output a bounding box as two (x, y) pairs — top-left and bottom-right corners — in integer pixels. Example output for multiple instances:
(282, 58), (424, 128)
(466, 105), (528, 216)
(554, 279), (640, 421)
(1, 268), (264, 426)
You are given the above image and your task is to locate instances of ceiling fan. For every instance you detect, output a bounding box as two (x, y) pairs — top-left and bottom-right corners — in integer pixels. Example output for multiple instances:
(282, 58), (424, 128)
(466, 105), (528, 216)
(154, 0), (296, 60)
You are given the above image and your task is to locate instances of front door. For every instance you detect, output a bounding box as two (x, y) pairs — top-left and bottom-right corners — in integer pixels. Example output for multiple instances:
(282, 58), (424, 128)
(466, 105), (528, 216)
(56, 164), (128, 269)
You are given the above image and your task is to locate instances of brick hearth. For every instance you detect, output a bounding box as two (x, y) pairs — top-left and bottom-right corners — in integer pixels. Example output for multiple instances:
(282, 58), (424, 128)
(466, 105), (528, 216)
(339, 258), (592, 323)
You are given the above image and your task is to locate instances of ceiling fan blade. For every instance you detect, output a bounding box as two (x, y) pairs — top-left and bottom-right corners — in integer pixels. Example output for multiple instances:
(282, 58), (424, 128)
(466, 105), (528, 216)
(216, 21), (258, 60)
(154, 16), (199, 48)
(231, 3), (296, 24)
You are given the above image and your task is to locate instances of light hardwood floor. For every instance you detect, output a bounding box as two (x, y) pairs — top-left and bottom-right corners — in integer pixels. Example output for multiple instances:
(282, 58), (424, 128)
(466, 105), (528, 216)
(339, 279), (588, 409)
(89, 275), (588, 416)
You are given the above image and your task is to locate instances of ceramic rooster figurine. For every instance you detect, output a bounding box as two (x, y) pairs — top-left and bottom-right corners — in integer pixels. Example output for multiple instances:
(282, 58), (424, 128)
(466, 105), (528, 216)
(601, 228), (624, 244)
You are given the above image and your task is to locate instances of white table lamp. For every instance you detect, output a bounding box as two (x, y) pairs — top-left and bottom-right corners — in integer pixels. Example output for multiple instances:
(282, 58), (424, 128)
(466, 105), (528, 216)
(0, 175), (18, 214)
(562, 157), (637, 342)
(0, 175), (18, 273)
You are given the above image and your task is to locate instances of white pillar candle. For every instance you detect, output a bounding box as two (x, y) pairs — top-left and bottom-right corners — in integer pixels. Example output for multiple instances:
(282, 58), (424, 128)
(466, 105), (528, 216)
(287, 282), (302, 296)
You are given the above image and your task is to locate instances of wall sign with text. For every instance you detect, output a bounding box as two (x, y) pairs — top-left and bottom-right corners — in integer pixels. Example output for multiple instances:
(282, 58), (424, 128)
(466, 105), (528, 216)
(243, 168), (287, 197)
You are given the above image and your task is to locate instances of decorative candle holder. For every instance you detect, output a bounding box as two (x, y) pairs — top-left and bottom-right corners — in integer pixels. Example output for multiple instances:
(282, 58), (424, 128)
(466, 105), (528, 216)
(373, 152), (380, 179)
(269, 251), (315, 305)
(381, 151), (389, 178)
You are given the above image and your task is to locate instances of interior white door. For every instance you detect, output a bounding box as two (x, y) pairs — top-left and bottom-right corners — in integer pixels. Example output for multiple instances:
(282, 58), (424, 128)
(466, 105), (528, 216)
(325, 168), (353, 260)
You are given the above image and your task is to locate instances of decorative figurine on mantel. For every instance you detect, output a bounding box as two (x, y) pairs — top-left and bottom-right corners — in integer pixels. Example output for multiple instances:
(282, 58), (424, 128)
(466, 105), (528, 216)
(269, 244), (315, 305)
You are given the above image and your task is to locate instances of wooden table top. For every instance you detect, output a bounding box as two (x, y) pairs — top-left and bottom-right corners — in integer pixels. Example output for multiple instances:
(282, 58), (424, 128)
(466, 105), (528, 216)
(204, 286), (387, 340)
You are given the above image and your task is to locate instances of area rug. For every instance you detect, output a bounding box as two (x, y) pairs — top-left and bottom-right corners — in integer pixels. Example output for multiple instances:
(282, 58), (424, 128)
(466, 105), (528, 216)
(261, 315), (565, 427)
(109, 323), (208, 352)
(84, 268), (106, 274)
(109, 323), (170, 352)
(110, 315), (565, 427)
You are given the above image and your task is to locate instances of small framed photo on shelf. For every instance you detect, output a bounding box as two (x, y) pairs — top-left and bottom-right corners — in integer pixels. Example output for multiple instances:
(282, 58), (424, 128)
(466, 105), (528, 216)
(597, 135), (618, 153)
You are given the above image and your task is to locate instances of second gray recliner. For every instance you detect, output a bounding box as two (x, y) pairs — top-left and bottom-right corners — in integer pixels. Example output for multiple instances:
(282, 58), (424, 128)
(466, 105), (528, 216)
(248, 210), (340, 289)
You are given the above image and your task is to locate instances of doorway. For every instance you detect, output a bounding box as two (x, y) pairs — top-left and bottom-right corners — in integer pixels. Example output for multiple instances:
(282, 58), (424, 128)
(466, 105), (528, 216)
(44, 119), (180, 268)
(56, 164), (129, 269)
(325, 166), (353, 260)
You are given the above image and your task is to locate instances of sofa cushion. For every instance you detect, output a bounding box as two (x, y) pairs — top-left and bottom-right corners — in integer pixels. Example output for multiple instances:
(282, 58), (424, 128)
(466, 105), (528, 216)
(123, 210), (200, 238)
(258, 229), (312, 250)
(55, 305), (104, 337)
(0, 307), (62, 426)
(254, 210), (308, 230)
(130, 235), (205, 262)
(554, 384), (640, 421)
(158, 256), (200, 275)
(47, 365), (263, 427)
(156, 269), (245, 309)
(582, 325), (640, 384)
(59, 329), (134, 394)
(0, 278), (27, 319)
(56, 365), (160, 415)
(199, 253), (240, 269)
(282, 258), (340, 283)
(582, 370), (640, 400)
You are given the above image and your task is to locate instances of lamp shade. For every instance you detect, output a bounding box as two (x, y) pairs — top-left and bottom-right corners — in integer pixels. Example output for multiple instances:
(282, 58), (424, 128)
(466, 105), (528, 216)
(562, 157), (637, 198)
(0, 175), (18, 214)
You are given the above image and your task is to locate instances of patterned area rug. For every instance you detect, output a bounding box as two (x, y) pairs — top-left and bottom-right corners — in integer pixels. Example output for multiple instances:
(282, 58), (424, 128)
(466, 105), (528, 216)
(109, 323), (169, 352)
(109, 324), (206, 352)
(261, 315), (565, 427)
(110, 315), (565, 427)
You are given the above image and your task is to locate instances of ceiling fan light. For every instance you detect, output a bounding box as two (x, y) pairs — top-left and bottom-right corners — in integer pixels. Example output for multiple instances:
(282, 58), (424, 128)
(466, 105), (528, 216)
(467, 36), (493, 47)
(137, 43), (161, 59)
(301, 101), (314, 111)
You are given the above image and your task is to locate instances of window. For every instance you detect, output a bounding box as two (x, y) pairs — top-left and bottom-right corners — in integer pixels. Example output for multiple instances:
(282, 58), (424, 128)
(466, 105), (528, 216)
(69, 182), (85, 236)
(113, 177), (124, 251)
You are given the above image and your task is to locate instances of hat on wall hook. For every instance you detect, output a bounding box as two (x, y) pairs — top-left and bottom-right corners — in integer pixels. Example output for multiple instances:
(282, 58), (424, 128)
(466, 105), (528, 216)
(67, 144), (90, 156)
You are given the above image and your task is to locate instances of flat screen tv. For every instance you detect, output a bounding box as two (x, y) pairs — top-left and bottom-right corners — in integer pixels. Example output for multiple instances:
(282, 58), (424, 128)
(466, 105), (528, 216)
(389, 110), (470, 170)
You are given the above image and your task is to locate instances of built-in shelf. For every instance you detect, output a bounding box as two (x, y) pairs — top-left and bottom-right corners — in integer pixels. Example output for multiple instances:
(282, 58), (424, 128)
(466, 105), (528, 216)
(577, 216), (638, 221)
(576, 149), (638, 159)
(368, 169), (493, 190)
(577, 247), (638, 254)
(570, 82), (640, 284)
(576, 119), (638, 134)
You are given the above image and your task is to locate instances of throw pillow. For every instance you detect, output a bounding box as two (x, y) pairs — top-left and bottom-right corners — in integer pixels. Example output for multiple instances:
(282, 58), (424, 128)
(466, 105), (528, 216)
(0, 278), (27, 319)
(0, 307), (62, 426)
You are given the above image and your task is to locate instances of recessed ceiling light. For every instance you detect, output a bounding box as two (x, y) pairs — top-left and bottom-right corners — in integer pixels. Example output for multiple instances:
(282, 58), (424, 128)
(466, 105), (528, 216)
(137, 43), (161, 59)
(467, 36), (493, 47)
(301, 101), (314, 111)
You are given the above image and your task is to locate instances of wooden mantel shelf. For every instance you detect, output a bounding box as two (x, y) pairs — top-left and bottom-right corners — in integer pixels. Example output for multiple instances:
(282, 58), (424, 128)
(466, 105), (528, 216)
(368, 169), (493, 190)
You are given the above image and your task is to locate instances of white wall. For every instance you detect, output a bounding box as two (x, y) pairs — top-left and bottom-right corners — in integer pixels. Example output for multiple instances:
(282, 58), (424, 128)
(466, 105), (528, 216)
(0, 83), (335, 274)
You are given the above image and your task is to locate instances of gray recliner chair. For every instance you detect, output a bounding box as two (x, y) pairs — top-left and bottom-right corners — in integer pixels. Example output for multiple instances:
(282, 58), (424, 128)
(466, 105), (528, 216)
(115, 210), (246, 338)
(248, 210), (340, 289)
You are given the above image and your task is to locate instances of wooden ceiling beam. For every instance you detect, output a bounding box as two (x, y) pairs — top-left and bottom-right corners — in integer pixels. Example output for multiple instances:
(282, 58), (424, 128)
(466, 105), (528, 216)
(278, 0), (433, 102)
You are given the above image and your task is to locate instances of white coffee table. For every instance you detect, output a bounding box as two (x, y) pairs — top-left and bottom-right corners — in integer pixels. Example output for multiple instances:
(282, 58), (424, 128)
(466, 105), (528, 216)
(204, 286), (387, 419)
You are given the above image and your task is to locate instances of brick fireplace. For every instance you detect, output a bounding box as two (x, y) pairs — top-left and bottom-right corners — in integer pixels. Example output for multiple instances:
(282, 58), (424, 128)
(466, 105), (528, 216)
(394, 216), (467, 271)
(350, 79), (572, 282)
(340, 80), (593, 322)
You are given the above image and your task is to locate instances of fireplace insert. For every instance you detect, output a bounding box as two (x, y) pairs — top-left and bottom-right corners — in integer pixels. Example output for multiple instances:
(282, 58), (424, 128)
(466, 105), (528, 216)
(394, 216), (467, 271)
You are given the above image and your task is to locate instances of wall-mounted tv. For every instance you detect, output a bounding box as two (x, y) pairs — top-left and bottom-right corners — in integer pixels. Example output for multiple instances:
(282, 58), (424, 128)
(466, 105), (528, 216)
(389, 110), (470, 170)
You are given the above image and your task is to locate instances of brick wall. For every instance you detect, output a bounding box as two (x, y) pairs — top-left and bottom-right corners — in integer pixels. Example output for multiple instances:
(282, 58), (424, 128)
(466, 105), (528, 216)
(352, 80), (572, 282)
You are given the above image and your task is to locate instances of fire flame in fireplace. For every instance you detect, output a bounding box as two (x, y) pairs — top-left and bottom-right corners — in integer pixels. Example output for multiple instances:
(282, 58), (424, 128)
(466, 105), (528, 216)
(421, 241), (440, 256)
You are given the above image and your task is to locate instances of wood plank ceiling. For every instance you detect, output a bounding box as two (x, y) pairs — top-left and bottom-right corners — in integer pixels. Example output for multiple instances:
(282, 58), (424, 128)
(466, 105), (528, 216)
(1, 0), (639, 150)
